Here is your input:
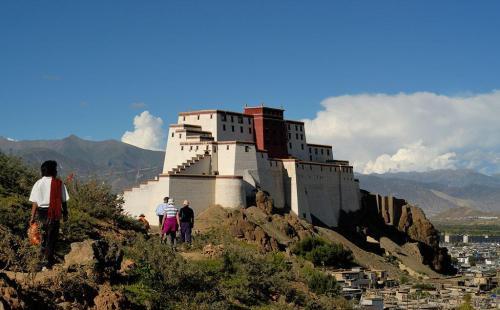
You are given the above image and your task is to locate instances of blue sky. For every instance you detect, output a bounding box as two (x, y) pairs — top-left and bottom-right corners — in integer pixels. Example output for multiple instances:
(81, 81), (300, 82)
(1, 0), (498, 141)
(1, 1), (500, 173)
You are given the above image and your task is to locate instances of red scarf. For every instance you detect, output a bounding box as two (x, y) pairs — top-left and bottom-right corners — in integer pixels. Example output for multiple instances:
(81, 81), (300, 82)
(48, 177), (63, 221)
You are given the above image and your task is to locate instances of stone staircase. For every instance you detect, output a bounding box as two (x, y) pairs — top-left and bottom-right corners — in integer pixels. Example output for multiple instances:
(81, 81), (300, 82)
(123, 153), (212, 194)
(168, 153), (211, 174)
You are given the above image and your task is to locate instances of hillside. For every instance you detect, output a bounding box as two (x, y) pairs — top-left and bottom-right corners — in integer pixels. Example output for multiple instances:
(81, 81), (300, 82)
(0, 135), (164, 191)
(357, 169), (500, 217)
(0, 152), (456, 309)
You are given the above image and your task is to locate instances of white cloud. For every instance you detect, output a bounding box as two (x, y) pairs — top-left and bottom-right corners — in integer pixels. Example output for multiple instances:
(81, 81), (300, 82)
(6, 137), (17, 142)
(303, 91), (500, 174)
(121, 111), (165, 151)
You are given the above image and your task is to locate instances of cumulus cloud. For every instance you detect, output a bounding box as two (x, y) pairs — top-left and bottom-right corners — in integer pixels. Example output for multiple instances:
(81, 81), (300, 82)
(302, 91), (500, 174)
(121, 111), (165, 151)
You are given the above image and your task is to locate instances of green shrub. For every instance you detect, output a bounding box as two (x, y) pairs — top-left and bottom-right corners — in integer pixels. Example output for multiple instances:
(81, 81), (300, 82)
(301, 266), (340, 297)
(292, 236), (354, 268)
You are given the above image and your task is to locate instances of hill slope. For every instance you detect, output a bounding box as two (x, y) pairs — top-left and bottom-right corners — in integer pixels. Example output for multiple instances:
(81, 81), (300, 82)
(0, 135), (164, 191)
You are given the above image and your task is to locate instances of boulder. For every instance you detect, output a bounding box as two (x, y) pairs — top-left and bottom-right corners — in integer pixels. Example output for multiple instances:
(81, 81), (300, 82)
(92, 285), (129, 310)
(64, 239), (123, 282)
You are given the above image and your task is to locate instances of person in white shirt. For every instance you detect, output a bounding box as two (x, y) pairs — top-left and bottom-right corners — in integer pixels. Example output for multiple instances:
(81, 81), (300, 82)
(155, 196), (169, 227)
(29, 160), (69, 269)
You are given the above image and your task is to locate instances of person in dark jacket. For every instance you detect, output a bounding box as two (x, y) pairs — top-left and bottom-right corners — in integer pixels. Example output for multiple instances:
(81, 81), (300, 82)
(179, 200), (194, 245)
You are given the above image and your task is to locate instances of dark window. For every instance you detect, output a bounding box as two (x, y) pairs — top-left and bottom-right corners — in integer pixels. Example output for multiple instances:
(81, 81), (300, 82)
(288, 124), (291, 130)
(179, 134), (182, 138)
(190, 146), (193, 151)
(214, 146), (217, 152)
(295, 125), (298, 131)
(309, 147), (312, 154)
(327, 149), (330, 155)
(289, 142), (292, 149)
(296, 133), (299, 139)
(238, 116), (243, 124)
(223, 124), (226, 131)
(309, 155), (312, 161)
(196, 146), (199, 150)
(240, 126), (243, 133)
(245, 146), (249, 152)
(248, 118), (252, 124)
(171, 132), (174, 137)
(321, 149), (324, 155)
(288, 133), (291, 139)
(249, 128), (252, 134)
(315, 148), (318, 154)
(210, 114), (213, 119)
(301, 144), (304, 150)
(231, 125), (235, 132)
(231, 115), (234, 122)
(226, 145), (229, 150)
(183, 116), (186, 121)
(300, 126), (303, 132)
(197, 115), (200, 120)
(300, 134), (303, 140)
(222, 114), (227, 121)
(181, 146), (184, 151)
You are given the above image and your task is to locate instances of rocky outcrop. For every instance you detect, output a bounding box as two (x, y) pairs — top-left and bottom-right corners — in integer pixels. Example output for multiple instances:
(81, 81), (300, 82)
(227, 191), (314, 252)
(337, 190), (455, 275)
(64, 239), (123, 283)
(92, 284), (130, 310)
(0, 273), (26, 310)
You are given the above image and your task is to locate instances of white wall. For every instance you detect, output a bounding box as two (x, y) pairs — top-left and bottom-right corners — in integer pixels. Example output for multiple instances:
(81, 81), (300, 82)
(215, 177), (245, 208)
(167, 175), (216, 215)
(282, 161), (360, 227)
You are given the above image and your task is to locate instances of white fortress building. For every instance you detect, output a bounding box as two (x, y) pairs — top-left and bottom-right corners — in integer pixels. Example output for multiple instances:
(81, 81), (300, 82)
(123, 106), (361, 227)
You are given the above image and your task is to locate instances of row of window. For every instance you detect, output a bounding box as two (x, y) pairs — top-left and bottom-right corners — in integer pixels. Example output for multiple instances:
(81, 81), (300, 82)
(287, 123), (303, 132)
(309, 147), (330, 156)
(179, 144), (253, 152)
(222, 124), (252, 134)
(288, 132), (304, 141)
(297, 164), (352, 173)
(181, 113), (253, 125)
(221, 114), (252, 124)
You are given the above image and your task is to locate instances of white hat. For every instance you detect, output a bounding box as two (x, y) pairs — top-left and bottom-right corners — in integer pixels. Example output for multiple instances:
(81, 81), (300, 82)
(168, 198), (175, 204)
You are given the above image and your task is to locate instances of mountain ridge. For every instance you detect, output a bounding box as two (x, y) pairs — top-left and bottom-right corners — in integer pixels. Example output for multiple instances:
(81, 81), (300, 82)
(0, 135), (164, 191)
(357, 169), (500, 216)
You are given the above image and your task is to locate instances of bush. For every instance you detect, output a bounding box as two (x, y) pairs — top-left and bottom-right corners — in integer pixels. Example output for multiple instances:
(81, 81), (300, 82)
(292, 237), (354, 268)
(301, 266), (340, 297)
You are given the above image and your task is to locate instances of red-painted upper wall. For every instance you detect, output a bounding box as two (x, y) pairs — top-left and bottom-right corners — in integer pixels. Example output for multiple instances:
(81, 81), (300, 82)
(244, 107), (289, 158)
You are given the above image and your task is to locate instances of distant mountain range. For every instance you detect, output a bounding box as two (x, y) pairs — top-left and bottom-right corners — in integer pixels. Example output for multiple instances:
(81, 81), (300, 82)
(2, 135), (499, 218)
(357, 170), (500, 217)
(0, 135), (164, 191)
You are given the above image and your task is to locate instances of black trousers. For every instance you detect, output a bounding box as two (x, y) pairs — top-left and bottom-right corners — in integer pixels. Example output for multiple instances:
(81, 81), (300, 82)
(158, 214), (164, 227)
(36, 208), (60, 267)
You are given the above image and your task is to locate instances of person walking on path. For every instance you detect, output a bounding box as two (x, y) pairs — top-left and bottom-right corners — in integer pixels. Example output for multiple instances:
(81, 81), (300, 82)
(161, 198), (179, 249)
(155, 197), (169, 226)
(179, 200), (194, 245)
(29, 160), (69, 270)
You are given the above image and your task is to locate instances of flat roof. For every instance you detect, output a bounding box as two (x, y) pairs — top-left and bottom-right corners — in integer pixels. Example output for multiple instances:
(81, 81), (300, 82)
(178, 109), (253, 117)
(307, 143), (333, 148)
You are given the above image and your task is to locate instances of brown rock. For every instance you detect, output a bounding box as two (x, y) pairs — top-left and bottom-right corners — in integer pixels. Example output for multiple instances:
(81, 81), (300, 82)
(92, 285), (129, 310)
